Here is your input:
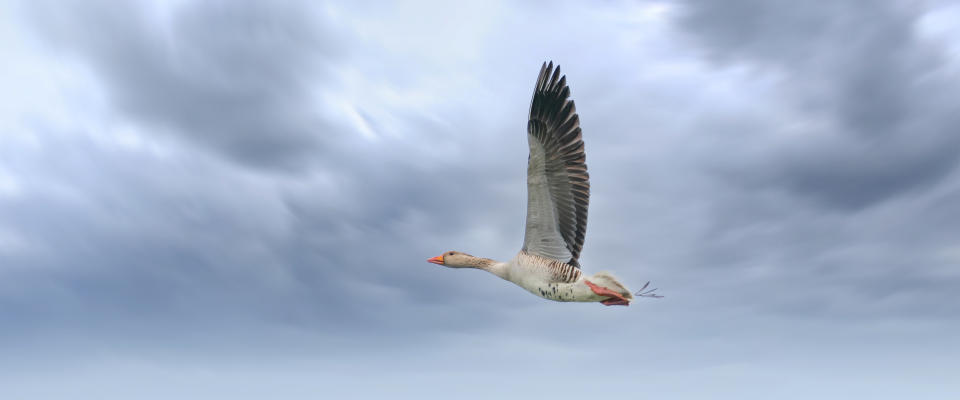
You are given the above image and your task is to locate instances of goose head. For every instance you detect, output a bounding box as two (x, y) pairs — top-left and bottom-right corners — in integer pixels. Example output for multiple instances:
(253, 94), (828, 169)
(427, 251), (478, 268)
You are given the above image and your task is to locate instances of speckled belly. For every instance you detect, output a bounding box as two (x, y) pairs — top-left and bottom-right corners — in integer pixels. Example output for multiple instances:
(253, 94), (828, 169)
(518, 280), (599, 302)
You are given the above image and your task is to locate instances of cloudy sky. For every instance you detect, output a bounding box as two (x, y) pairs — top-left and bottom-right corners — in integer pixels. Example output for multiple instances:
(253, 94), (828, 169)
(2, 0), (960, 398)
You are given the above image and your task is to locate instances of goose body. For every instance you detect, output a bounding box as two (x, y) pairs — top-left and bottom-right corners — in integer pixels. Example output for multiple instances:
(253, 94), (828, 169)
(503, 252), (620, 303)
(428, 62), (659, 306)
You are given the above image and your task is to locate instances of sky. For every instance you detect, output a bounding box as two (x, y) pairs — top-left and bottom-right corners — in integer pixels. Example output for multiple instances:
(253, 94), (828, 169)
(2, 0), (960, 398)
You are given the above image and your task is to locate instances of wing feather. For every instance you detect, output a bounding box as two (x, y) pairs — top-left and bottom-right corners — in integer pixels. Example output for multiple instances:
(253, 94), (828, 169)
(522, 62), (590, 267)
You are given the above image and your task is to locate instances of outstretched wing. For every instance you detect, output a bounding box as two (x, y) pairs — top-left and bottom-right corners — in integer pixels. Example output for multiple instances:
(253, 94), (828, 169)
(522, 61), (590, 267)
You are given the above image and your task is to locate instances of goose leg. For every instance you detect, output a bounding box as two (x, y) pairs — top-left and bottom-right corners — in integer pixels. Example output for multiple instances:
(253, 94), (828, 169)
(583, 279), (630, 306)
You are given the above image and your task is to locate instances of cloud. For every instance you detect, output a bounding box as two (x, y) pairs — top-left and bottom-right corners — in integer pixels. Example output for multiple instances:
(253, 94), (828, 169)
(25, 0), (342, 171)
(658, 0), (960, 324)
(678, 0), (960, 209)
(4, 0), (536, 350)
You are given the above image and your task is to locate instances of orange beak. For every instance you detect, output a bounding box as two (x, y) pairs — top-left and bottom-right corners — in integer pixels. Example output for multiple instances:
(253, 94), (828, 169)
(427, 255), (444, 265)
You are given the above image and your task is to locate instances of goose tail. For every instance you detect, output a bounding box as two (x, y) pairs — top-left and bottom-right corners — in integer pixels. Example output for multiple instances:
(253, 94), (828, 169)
(588, 271), (634, 301)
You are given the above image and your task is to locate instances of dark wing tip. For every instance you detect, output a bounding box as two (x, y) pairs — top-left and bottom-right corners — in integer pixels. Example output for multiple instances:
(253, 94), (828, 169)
(536, 61), (564, 91)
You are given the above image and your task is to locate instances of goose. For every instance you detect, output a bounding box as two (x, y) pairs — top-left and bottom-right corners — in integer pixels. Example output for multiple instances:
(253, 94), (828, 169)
(428, 61), (661, 306)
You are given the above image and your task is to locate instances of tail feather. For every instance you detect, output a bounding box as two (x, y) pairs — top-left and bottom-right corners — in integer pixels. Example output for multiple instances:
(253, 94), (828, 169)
(589, 271), (634, 300)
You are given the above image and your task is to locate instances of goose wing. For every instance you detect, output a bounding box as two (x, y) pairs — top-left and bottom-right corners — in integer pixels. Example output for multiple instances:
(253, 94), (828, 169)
(522, 62), (589, 267)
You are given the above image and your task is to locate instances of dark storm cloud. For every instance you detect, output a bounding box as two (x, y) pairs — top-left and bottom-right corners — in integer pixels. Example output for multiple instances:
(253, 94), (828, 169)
(0, 126), (516, 356)
(642, 0), (960, 326)
(5, 0), (534, 349)
(26, 0), (339, 171)
(678, 0), (960, 209)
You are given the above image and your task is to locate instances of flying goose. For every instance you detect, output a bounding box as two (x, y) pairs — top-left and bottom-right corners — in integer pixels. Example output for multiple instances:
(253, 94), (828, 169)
(428, 61), (660, 306)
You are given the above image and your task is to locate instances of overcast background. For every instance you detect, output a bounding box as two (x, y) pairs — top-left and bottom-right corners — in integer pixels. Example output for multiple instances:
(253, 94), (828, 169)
(2, 0), (960, 399)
